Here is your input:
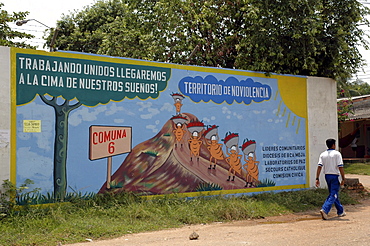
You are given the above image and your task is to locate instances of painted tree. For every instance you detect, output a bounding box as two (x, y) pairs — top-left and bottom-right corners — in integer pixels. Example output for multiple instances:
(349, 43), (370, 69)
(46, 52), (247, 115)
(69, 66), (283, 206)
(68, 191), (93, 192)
(39, 96), (81, 201)
(0, 3), (35, 48)
(48, 0), (369, 81)
(16, 51), (171, 202)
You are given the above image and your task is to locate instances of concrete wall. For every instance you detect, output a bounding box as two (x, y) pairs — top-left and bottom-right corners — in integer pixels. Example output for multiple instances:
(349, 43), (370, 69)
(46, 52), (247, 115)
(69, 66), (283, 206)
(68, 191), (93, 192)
(307, 76), (338, 187)
(0, 46), (11, 190)
(1, 46), (339, 196)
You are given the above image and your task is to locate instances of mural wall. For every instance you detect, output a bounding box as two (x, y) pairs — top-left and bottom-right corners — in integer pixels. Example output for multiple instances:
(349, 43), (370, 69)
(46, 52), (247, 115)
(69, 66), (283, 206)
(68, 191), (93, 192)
(11, 48), (309, 201)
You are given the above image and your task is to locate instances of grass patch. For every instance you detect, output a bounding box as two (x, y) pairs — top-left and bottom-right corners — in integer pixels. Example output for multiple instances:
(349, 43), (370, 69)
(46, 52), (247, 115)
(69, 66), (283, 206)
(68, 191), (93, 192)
(0, 187), (363, 246)
(195, 182), (223, 191)
(344, 162), (370, 175)
(143, 150), (159, 157)
(1, 167), (368, 245)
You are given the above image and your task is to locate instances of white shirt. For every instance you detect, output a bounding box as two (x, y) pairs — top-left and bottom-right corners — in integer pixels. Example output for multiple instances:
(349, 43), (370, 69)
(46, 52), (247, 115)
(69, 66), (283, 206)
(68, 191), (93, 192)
(318, 149), (343, 175)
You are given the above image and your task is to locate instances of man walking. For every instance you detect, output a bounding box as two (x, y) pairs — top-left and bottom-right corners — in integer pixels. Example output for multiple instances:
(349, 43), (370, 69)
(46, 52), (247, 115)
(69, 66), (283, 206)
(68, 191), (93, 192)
(315, 138), (346, 220)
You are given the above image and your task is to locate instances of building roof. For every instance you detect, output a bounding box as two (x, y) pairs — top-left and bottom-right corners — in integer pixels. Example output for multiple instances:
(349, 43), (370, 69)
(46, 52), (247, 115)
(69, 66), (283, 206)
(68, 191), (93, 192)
(338, 95), (370, 120)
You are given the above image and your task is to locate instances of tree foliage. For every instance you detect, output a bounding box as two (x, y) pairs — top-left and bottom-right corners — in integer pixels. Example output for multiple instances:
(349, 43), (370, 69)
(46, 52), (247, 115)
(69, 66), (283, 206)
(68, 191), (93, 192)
(337, 99), (354, 124)
(50, 0), (370, 81)
(338, 79), (370, 98)
(237, 0), (369, 79)
(0, 3), (35, 48)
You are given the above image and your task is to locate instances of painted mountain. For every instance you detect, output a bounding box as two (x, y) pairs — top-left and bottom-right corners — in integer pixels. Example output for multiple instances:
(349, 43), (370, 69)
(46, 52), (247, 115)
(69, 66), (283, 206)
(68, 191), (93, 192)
(99, 113), (249, 195)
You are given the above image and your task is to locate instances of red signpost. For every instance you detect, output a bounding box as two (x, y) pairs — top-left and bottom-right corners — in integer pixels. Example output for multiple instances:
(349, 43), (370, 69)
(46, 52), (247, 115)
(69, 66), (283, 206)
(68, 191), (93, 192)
(89, 125), (132, 189)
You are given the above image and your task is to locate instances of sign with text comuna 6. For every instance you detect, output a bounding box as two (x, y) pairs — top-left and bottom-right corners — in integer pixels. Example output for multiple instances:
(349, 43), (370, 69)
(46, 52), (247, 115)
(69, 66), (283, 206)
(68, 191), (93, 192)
(89, 125), (132, 160)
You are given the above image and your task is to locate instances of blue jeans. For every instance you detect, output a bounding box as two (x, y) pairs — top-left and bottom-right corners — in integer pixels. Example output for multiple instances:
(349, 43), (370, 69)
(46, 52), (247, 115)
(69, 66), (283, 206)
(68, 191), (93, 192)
(322, 174), (344, 215)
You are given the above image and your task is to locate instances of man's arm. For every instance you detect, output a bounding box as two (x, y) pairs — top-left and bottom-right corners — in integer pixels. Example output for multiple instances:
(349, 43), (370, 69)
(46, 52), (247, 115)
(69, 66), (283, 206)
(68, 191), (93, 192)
(339, 166), (345, 186)
(315, 166), (322, 187)
(338, 152), (345, 186)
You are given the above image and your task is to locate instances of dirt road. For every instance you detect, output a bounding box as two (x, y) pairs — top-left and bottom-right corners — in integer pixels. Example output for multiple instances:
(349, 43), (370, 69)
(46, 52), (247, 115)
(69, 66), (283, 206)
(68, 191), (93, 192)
(67, 174), (370, 246)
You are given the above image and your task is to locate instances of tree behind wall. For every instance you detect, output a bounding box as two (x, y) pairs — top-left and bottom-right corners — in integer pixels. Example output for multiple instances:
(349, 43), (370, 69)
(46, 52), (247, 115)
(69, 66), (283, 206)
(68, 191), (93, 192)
(0, 3), (35, 49)
(236, 0), (369, 80)
(49, 0), (370, 81)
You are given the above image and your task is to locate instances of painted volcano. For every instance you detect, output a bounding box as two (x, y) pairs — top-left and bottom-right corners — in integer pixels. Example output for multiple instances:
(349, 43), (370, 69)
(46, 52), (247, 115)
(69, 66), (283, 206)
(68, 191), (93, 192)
(99, 113), (247, 195)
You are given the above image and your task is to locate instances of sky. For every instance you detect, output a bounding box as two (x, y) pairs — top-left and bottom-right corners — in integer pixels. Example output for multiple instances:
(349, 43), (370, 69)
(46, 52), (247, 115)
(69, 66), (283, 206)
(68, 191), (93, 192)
(1, 0), (95, 49)
(2, 0), (370, 84)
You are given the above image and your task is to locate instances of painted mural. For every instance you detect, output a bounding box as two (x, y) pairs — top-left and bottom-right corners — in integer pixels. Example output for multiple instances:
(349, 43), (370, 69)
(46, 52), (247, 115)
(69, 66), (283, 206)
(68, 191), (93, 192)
(11, 48), (308, 201)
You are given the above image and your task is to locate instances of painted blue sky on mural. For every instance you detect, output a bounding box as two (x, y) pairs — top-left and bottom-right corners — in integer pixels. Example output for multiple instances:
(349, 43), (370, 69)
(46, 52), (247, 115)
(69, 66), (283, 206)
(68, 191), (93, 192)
(16, 58), (306, 195)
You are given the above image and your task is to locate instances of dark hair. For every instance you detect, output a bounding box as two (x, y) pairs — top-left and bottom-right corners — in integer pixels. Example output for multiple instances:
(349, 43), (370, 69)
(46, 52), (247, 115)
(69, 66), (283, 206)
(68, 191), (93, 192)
(326, 138), (336, 149)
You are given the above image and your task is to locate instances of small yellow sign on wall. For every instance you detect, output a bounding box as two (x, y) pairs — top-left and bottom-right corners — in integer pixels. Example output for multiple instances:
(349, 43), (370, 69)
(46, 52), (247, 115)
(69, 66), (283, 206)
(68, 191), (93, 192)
(23, 120), (41, 132)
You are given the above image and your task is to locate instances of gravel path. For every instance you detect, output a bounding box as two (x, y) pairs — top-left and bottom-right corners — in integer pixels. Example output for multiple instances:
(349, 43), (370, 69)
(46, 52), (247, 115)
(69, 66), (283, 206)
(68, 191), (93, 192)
(66, 174), (370, 246)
